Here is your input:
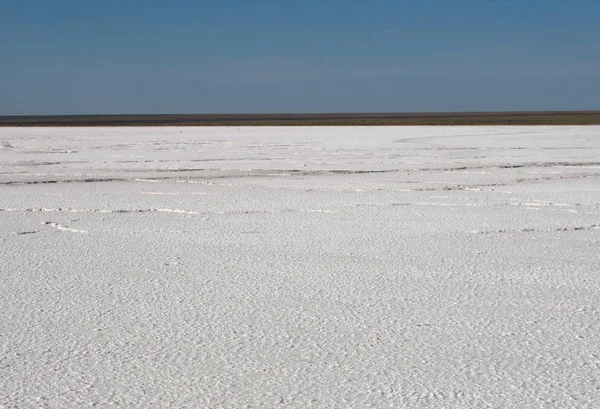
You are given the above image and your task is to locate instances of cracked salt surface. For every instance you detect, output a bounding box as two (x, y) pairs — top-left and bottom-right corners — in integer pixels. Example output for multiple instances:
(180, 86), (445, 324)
(1, 126), (600, 408)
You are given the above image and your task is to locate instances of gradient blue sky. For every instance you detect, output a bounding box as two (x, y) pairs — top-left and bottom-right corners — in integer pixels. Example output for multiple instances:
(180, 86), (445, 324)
(2, 0), (599, 114)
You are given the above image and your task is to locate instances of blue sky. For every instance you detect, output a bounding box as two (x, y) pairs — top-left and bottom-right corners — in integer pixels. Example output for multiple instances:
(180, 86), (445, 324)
(1, 0), (599, 114)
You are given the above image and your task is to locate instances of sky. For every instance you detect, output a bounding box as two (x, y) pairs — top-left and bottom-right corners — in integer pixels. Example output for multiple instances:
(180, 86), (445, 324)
(1, 0), (599, 115)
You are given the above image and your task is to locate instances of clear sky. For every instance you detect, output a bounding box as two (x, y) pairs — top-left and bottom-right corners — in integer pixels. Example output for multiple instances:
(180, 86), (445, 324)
(1, 0), (599, 115)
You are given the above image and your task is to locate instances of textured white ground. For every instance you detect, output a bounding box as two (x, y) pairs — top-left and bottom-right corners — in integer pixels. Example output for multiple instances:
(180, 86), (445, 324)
(1, 126), (599, 408)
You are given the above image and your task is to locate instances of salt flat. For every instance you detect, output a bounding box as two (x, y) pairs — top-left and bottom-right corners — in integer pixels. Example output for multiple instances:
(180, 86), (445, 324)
(1, 126), (599, 408)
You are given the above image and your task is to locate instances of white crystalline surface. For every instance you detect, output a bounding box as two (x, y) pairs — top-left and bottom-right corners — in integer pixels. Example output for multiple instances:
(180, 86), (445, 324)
(1, 126), (599, 408)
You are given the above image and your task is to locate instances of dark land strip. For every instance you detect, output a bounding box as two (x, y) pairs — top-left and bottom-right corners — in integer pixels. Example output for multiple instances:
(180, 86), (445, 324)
(2, 111), (600, 126)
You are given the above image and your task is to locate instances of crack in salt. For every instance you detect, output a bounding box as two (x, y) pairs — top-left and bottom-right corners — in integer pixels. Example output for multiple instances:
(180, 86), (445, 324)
(41, 221), (87, 234)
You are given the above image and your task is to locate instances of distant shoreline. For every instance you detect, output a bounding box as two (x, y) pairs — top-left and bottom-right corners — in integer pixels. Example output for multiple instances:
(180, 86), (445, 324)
(2, 111), (600, 126)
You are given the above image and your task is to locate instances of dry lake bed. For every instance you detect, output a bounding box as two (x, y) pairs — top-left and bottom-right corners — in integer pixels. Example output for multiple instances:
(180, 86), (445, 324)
(1, 126), (599, 408)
